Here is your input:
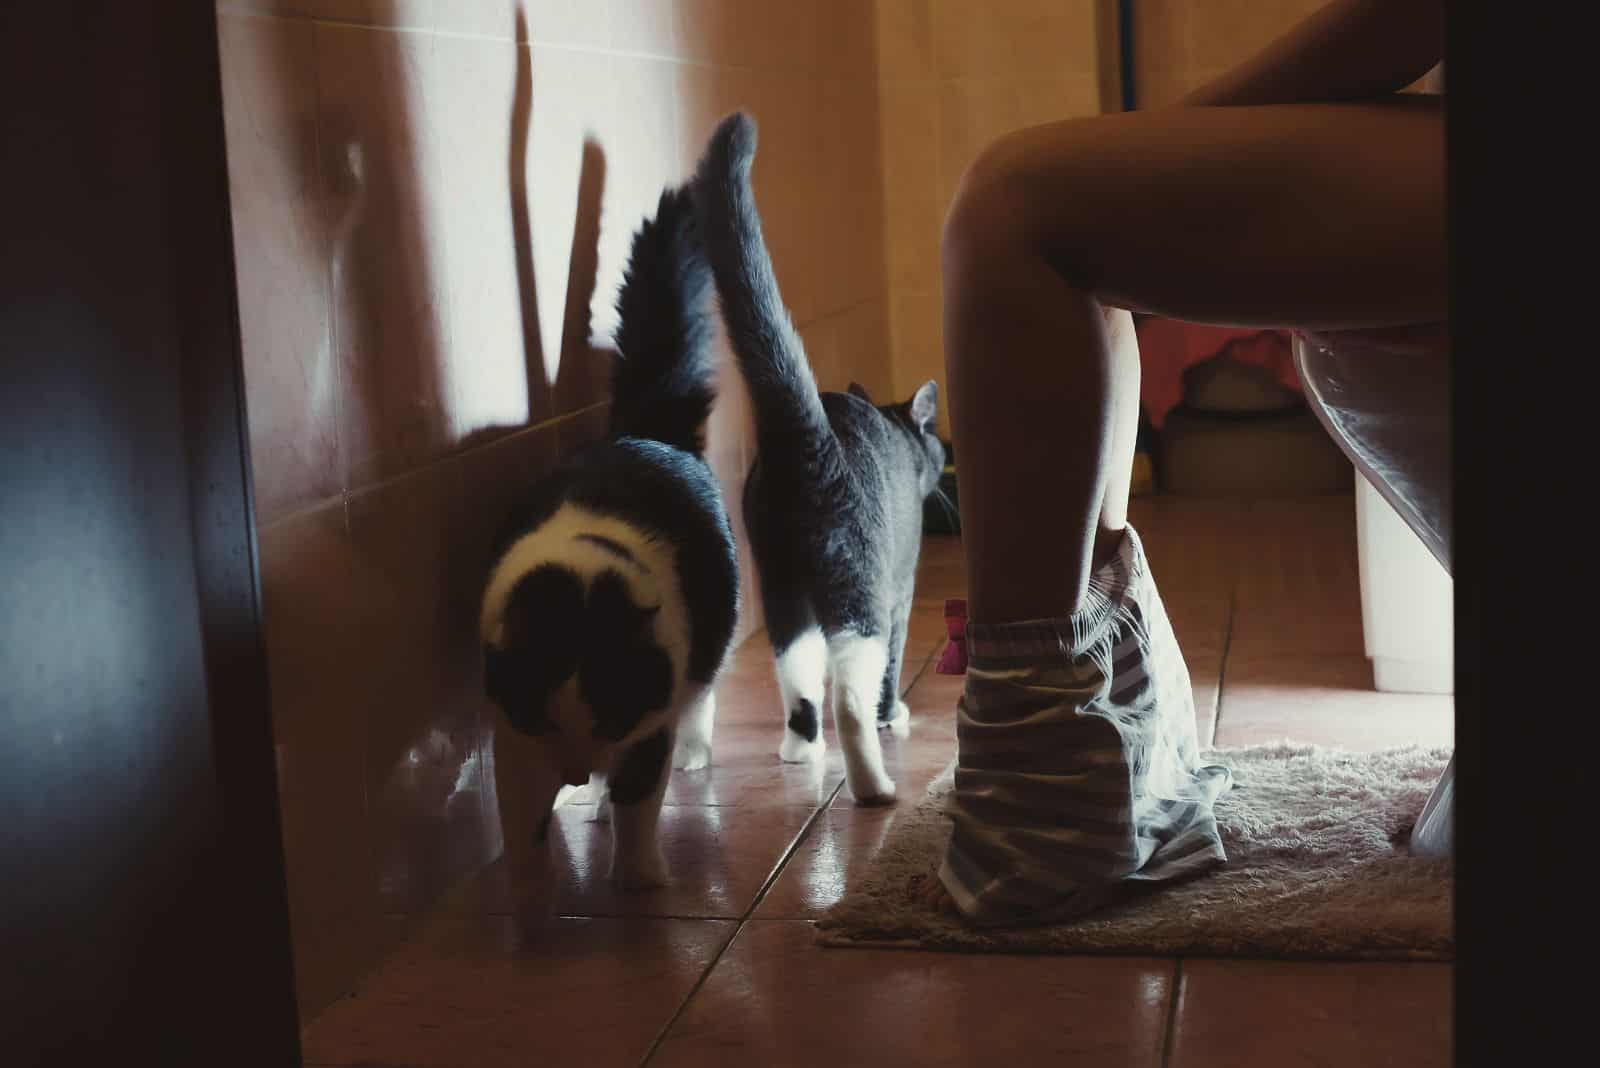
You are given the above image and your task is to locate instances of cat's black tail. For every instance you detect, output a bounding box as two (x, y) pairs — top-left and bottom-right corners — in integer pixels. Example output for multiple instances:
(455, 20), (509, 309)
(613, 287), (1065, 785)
(609, 185), (717, 456)
(690, 112), (834, 447)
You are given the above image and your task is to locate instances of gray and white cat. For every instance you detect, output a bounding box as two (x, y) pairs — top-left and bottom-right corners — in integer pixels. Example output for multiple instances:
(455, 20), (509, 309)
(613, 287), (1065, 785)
(692, 113), (944, 805)
(480, 185), (738, 888)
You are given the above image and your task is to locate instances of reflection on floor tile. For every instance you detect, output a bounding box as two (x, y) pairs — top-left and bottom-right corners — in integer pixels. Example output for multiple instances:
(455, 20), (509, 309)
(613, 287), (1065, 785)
(1169, 960), (1452, 1068)
(650, 921), (1173, 1068)
(301, 913), (732, 1068)
(465, 799), (817, 920)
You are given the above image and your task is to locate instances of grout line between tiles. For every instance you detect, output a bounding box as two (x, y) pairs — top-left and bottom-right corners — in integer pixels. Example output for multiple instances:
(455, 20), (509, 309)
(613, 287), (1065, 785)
(637, 775), (846, 1066)
(1209, 590), (1238, 749)
(631, 916), (734, 1066)
(1159, 959), (1184, 1068)
(902, 640), (941, 698)
(259, 404), (602, 534)
(1158, 959), (1184, 1068)
(743, 784), (846, 920)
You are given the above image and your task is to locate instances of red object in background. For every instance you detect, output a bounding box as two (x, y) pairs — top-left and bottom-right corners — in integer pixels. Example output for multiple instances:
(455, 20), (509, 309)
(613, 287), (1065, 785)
(937, 599), (968, 675)
(1135, 318), (1302, 428)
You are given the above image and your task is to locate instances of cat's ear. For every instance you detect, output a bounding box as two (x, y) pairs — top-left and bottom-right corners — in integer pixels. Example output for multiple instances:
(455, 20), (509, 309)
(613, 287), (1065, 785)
(910, 379), (938, 433)
(848, 382), (873, 403)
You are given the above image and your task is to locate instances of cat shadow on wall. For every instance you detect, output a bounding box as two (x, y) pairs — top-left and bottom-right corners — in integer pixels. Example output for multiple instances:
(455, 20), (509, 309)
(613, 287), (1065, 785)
(461, 6), (612, 457)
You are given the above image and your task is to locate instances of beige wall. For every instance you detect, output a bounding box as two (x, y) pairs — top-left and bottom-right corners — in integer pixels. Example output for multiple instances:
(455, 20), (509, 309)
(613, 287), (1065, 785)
(1133, 0), (1331, 106)
(1136, 1), (1441, 110)
(216, 0), (888, 1019)
(874, 0), (1111, 435)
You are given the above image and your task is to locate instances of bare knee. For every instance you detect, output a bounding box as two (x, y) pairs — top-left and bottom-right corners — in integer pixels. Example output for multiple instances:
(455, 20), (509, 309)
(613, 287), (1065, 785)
(941, 126), (1110, 387)
(941, 137), (1034, 277)
(942, 119), (1106, 262)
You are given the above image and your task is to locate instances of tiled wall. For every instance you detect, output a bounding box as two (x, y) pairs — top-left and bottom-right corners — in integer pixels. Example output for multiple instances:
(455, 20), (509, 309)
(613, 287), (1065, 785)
(873, 0), (1112, 435)
(215, 0), (889, 1018)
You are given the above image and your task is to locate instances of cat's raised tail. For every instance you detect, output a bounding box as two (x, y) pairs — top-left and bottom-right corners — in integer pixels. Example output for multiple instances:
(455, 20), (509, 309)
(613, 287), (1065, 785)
(609, 185), (718, 456)
(690, 112), (833, 447)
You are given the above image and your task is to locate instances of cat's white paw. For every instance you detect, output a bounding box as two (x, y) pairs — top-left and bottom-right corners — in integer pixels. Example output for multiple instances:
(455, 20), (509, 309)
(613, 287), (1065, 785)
(842, 715), (896, 805)
(881, 700), (912, 739)
(673, 735), (713, 771)
(595, 791), (612, 824)
(779, 729), (825, 764)
(845, 765), (897, 807)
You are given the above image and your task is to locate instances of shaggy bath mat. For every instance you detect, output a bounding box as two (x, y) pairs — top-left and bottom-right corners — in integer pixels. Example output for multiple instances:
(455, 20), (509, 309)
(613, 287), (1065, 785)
(817, 744), (1453, 960)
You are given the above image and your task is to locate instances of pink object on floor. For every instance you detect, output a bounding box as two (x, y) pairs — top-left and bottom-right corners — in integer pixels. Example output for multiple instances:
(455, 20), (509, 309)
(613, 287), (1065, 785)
(1136, 319), (1301, 428)
(937, 599), (968, 675)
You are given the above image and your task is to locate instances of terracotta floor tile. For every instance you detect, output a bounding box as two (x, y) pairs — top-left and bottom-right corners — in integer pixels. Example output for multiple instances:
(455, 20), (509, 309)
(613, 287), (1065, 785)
(663, 736), (845, 808)
(880, 669), (962, 762)
(756, 804), (921, 919)
(651, 921), (1174, 1067)
(1229, 495), (1365, 657)
(1169, 960), (1451, 1068)
(1214, 654), (1454, 752)
(300, 913), (732, 1068)
(1130, 495), (1251, 601)
(907, 597), (953, 666)
(759, 672), (957, 916)
(1227, 588), (1366, 658)
(1164, 590), (1232, 655)
(712, 676), (786, 735)
(464, 799), (817, 919)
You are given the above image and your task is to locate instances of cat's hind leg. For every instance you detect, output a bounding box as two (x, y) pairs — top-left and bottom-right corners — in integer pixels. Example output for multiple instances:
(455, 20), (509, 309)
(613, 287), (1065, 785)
(607, 728), (673, 890)
(673, 687), (716, 771)
(830, 632), (897, 805)
(774, 626), (828, 764)
(492, 711), (564, 871)
(876, 604), (912, 740)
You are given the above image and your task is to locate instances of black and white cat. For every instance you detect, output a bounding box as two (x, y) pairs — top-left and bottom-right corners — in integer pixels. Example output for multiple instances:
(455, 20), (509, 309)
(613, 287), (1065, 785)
(479, 186), (738, 889)
(692, 113), (944, 805)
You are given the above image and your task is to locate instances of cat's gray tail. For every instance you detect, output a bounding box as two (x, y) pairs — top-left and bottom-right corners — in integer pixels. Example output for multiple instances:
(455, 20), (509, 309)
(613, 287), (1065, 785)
(609, 184), (717, 456)
(690, 112), (833, 445)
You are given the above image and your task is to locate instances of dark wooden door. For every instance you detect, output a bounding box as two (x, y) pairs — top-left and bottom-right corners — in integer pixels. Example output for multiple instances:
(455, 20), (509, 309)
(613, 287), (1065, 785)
(1449, 4), (1587, 1065)
(2, 4), (301, 1064)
